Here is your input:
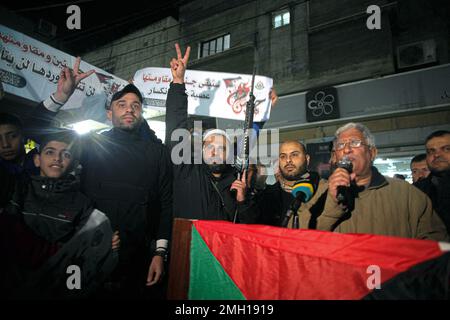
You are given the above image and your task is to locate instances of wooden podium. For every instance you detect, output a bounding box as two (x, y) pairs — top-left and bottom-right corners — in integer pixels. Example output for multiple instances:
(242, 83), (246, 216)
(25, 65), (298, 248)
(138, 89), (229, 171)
(167, 218), (194, 300)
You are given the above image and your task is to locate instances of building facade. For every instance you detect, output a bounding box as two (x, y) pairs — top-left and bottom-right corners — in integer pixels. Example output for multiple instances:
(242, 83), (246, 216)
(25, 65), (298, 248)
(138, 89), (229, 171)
(4, 1), (448, 179)
(82, 16), (180, 81)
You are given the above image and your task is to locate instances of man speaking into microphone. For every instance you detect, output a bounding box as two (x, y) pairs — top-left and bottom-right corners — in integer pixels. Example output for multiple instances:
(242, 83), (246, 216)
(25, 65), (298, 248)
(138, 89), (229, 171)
(304, 123), (448, 240)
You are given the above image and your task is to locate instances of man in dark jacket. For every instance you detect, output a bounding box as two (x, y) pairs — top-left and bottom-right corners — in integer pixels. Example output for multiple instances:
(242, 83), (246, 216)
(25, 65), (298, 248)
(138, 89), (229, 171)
(415, 130), (450, 234)
(0, 113), (36, 176)
(410, 153), (430, 183)
(0, 113), (41, 207)
(37, 58), (172, 297)
(165, 44), (256, 223)
(255, 140), (311, 226)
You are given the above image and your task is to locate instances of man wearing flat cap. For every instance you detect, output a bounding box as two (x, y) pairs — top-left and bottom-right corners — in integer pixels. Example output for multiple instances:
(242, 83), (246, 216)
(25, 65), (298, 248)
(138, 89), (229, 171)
(36, 58), (172, 298)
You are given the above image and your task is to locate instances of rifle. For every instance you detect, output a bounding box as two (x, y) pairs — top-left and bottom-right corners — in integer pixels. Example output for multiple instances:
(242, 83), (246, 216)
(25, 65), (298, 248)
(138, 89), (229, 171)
(231, 68), (257, 196)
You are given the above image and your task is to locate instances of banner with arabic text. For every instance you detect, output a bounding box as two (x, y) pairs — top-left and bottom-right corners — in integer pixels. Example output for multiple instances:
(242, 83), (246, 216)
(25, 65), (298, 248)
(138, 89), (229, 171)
(133, 67), (274, 122)
(0, 24), (127, 110)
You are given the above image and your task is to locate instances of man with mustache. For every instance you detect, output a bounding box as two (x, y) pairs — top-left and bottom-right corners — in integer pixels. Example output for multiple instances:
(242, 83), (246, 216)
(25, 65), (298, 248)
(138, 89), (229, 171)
(37, 62), (172, 298)
(255, 140), (317, 226)
(415, 130), (450, 234)
(279, 141), (310, 182)
(301, 122), (447, 240)
(165, 44), (256, 223)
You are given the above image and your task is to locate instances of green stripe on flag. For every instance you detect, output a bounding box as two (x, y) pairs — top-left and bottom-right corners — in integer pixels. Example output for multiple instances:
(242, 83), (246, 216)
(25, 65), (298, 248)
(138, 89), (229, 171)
(189, 225), (246, 300)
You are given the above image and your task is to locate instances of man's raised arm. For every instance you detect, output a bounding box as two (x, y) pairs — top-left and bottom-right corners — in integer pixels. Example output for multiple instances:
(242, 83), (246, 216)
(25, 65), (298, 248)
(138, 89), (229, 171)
(164, 43), (191, 149)
(25, 57), (95, 130)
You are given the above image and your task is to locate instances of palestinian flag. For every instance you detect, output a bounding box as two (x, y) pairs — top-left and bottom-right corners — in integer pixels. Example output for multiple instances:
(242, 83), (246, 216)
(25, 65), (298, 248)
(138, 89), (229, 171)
(95, 72), (114, 84)
(187, 220), (450, 300)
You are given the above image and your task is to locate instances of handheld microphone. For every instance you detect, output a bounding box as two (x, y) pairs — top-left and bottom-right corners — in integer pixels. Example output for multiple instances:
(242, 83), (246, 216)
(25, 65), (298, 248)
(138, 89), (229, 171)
(336, 156), (353, 208)
(281, 171), (319, 228)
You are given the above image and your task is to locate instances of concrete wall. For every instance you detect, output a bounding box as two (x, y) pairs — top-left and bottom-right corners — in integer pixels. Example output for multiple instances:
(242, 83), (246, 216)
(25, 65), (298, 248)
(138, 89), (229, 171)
(80, 0), (450, 96)
(0, 6), (72, 54)
(179, 0), (449, 95)
(78, 0), (450, 151)
(82, 16), (179, 80)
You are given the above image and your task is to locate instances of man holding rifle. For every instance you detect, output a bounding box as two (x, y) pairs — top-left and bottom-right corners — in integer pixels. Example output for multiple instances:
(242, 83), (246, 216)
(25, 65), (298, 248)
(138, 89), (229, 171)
(165, 43), (257, 223)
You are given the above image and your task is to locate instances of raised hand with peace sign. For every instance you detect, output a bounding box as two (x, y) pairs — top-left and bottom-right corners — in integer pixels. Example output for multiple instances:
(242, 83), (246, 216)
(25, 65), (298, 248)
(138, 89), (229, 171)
(170, 43), (191, 84)
(53, 56), (95, 104)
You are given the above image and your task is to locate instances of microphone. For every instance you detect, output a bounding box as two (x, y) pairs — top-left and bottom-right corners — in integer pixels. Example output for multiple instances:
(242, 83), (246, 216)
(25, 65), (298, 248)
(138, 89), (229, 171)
(281, 172), (319, 228)
(336, 156), (353, 209)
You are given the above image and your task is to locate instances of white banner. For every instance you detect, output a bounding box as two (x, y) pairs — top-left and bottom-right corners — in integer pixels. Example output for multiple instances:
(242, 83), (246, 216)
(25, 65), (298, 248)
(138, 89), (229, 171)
(0, 25), (127, 110)
(133, 67), (274, 122)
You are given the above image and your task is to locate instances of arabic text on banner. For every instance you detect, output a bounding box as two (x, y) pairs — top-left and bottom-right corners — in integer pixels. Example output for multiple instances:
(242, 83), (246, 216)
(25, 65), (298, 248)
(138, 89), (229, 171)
(0, 24), (127, 110)
(133, 67), (274, 122)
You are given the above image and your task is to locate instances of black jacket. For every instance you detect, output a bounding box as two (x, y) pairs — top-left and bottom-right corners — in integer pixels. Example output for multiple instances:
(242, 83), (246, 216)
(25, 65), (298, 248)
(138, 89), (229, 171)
(414, 171), (450, 234)
(1, 174), (93, 293)
(5, 174), (92, 244)
(0, 173), (117, 298)
(165, 83), (257, 223)
(35, 102), (173, 264)
(78, 127), (173, 262)
(0, 103), (58, 207)
(255, 182), (294, 226)
(0, 167), (17, 209)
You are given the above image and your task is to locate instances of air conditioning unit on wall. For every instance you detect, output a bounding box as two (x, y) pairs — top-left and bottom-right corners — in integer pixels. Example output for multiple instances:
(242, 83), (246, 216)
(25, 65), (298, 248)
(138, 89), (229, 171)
(37, 19), (57, 38)
(397, 39), (437, 69)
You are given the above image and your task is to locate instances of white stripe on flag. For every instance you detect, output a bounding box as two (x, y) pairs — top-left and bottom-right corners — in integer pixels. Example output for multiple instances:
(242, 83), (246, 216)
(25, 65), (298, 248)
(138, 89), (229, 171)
(438, 242), (450, 252)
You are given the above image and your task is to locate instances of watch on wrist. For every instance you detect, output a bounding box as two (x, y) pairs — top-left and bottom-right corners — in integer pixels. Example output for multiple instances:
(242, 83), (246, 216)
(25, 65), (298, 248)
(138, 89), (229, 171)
(153, 249), (168, 261)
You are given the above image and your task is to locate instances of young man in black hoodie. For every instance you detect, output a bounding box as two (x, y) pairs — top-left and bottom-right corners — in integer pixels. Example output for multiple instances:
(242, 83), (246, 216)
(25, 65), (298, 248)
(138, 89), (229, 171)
(415, 130), (450, 234)
(0, 58), (94, 207)
(0, 131), (119, 298)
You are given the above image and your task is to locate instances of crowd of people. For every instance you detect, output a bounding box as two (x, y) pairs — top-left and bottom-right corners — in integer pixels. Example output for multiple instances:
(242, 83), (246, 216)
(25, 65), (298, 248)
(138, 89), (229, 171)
(0, 43), (449, 299)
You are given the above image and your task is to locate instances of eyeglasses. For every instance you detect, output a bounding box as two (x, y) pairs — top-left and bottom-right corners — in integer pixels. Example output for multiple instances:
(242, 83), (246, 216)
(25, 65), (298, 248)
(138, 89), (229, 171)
(335, 139), (368, 151)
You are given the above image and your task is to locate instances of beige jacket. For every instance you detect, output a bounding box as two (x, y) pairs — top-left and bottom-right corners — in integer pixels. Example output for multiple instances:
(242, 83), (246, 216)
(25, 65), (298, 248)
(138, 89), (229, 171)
(297, 167), (449, 241)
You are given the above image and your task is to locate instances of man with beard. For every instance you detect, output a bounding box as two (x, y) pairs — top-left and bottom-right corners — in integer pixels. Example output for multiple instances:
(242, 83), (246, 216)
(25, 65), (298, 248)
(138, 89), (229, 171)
(254, 140), (324, 227)
(165, 44), (255, 223)
(415, 130), (450, 234)
(36, 61), (172, 298)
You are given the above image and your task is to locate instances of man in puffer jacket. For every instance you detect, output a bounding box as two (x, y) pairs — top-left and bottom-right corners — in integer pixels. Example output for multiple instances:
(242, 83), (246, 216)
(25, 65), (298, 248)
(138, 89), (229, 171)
(0, 131), (119, 298)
